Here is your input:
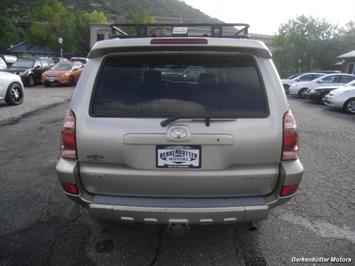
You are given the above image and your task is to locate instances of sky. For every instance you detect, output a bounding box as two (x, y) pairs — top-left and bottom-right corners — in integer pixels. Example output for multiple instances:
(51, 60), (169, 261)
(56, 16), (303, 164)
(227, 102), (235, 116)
(182, 0), (355, 35)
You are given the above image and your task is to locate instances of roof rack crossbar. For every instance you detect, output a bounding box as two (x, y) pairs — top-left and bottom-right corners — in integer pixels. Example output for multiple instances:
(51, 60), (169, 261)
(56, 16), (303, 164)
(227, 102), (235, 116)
(109, 23), (250, 39)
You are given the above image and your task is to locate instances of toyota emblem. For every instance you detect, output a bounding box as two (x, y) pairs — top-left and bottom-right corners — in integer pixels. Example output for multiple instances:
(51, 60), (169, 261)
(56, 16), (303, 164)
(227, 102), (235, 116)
(170, 127), (188, 139)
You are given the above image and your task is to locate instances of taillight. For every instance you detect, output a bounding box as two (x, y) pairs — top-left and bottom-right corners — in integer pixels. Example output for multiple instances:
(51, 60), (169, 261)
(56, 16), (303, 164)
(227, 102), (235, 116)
(62, 183), (79, 195)
(280, 184), (298, 197)
(60, 109), (77, 159)
(282, 110), (299, 160)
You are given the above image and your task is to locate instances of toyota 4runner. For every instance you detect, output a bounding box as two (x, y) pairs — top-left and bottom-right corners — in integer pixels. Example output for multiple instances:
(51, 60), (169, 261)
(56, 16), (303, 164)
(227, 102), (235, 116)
(56, 24), (304, 224)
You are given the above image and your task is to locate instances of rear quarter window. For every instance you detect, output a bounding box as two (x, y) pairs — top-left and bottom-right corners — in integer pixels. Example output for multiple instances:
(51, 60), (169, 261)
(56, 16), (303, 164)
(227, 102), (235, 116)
(91, 54), (268, 118)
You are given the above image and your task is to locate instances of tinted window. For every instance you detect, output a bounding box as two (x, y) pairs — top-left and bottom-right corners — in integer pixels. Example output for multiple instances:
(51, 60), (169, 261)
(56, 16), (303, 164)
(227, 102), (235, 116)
(91, 55), (267, 118)
(337, 75), (355, 83)
(298, 74), (317, 81)
(12, 59), (34, 68)
(287, 73), (302, 79)
(319, 75), (336, 83)
(52, 63), (73, 70)
(312, 74), (324, 79)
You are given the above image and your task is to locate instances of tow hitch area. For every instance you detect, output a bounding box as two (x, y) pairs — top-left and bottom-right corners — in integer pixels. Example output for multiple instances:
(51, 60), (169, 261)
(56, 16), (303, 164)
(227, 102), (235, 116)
(247, 221), (258, 231)
(167, 223), (190, 236)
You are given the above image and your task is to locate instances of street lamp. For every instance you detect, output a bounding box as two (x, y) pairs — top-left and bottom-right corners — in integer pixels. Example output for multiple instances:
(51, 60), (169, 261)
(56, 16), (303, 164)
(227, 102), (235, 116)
(58, 37), (63, 58)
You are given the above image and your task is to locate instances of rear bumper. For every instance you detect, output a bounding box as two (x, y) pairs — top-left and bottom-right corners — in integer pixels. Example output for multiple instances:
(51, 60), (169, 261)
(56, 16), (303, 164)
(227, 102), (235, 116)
(56, 158), (304, 224)
(42, 76), (70, 85)
(88, 196), (269, 224)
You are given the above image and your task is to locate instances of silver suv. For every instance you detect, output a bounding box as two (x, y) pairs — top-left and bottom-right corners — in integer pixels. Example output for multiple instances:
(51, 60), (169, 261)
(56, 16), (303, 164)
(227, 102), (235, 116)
(56, 24), (303, 224)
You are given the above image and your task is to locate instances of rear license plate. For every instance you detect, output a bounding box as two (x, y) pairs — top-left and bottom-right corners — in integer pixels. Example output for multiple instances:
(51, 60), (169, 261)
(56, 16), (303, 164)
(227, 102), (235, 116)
(156, 145), (201, 168)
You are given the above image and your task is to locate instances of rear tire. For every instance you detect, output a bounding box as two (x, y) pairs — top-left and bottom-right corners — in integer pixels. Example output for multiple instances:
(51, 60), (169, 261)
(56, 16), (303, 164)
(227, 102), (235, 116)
(283, 84), (290, 95)
(27, 75), (35, 87)
(298, 88), (307, 98)
(343, 98), (355, 114)
(5, 82), (24, 105)
(69, 76), (75, 87)
(320, 92), (328, 105)
(44, 82), (50, 87)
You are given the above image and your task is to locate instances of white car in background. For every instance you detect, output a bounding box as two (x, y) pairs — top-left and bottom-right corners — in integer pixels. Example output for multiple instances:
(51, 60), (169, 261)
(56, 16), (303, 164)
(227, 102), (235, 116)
(0, 57), (7, 70)
(0, 71), (24, 105)
(324, 84), (355, 114)
(282, 73), (325, 94)
(288, 73), (355, 98)
(0, 54), (17, 70)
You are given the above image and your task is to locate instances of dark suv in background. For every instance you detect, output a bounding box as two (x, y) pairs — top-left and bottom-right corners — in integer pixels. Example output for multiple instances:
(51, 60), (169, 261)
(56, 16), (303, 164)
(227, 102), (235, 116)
(5, 57), (54, 87)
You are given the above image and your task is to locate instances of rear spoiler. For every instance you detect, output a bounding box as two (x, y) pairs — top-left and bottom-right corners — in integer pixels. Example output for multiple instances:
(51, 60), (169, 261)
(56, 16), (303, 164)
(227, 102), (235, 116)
(88, 45), (272, 59)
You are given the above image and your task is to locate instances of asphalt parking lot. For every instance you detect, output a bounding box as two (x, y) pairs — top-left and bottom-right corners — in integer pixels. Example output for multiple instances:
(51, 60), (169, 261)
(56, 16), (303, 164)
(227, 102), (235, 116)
(0, 85), (74, 125)
(0, 93), (354, 265)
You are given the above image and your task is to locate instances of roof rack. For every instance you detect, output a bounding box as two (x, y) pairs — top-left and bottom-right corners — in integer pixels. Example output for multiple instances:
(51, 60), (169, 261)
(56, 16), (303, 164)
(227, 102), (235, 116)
(109, 23), (250, 39)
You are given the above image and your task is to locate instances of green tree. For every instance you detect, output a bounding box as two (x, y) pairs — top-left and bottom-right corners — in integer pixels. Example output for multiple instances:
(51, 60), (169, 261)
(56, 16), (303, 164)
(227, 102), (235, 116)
(76, 10), (108, 55)
(129, 10), (156, 23)
(27, 0), (77, 54)
(273, 15), (339, 76)
(338, 21), (355, 52)
(0, 16), (20, 51)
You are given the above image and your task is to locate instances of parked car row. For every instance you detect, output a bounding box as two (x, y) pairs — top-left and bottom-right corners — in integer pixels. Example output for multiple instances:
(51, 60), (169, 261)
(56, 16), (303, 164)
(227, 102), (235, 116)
(0, 56), (87, 106)
(283, 72), (355, 114)
(5, 57), (54, 86)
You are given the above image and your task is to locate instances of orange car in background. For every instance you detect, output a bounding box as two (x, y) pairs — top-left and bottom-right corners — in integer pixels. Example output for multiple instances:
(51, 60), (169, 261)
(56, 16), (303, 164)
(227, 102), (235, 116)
(42, 61), (84, 87)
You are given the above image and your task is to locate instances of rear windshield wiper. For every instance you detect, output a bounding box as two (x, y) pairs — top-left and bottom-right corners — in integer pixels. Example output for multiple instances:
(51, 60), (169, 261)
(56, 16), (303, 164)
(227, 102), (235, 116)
(160, 116), (211, 127)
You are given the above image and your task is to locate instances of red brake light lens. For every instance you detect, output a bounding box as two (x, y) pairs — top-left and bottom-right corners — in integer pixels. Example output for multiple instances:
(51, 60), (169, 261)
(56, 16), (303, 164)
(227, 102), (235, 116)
(60, 109), (77, 159)
(282, 110), (299, 161)
(151, 38), (208, 45)
(62, 183), (79, 195)
(280, 184), (299, 197)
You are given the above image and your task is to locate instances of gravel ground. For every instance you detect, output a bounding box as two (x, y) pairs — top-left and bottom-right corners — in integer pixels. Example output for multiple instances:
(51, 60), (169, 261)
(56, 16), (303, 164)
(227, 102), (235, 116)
(0, 85), (74, 124)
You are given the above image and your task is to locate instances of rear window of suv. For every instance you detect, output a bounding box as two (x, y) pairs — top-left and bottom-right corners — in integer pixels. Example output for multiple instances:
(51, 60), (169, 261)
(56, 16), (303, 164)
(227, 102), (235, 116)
(91, 54), (268, 118)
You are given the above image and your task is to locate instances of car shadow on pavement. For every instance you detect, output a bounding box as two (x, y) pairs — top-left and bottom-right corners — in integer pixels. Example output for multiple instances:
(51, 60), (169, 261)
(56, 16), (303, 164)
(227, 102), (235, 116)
(86, 219), (267, 266)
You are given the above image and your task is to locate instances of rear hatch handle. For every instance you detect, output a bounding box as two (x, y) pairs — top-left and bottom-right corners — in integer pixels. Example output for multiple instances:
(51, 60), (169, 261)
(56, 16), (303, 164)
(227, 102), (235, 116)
(161, 116), (211, 127)
(160, 117), (236, 127)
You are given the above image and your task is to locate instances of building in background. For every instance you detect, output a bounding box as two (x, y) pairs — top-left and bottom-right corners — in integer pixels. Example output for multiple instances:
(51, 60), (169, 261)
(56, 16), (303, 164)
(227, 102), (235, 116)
(337, 50), (355, 74)
(6, 42), (56, 57)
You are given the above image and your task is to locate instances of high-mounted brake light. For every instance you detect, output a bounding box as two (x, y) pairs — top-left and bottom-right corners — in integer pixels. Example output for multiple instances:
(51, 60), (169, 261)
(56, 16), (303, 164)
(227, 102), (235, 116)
(60, 109), (77, 159)
(151, 38), (208, 45)
(282, 110), (299, 161)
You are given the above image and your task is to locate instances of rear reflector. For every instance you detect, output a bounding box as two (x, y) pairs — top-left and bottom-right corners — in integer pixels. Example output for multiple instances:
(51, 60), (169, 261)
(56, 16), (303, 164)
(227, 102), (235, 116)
(280, 184), (298, 197)
(62, 183), (79, 195)
(151, 38), (208, 45)
(282, 110), (299, 160)
(60, 109), (77, 159)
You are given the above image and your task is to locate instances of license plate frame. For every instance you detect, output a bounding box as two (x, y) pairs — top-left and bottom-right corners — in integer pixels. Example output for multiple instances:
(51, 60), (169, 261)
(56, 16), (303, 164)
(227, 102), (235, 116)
(156, 145), (201, 168)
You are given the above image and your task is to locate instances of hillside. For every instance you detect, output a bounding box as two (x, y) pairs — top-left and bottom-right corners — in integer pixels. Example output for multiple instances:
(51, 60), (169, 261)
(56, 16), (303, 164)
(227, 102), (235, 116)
(2, 0), (220, 23)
